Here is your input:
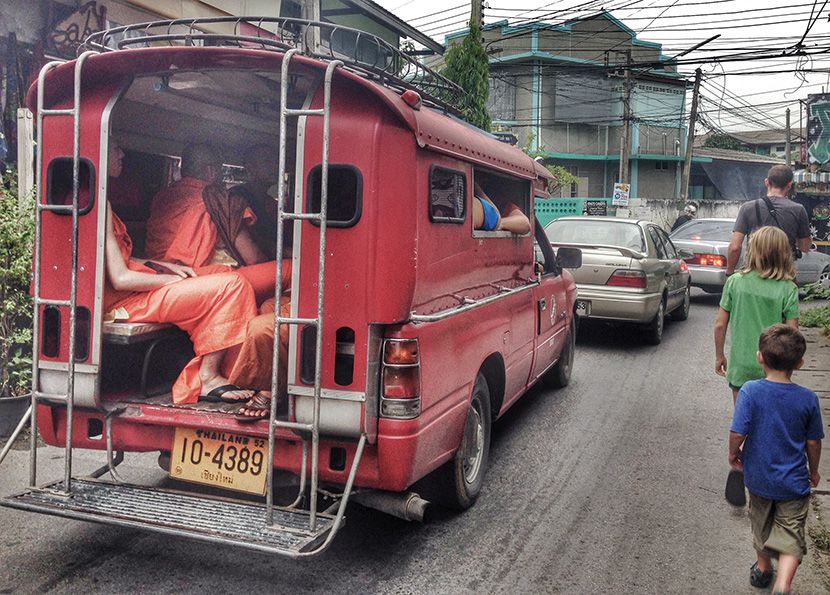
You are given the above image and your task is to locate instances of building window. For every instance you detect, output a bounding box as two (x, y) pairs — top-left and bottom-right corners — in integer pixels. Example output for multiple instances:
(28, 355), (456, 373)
(655, 161), (669, 171)
(488, 75), (517, 121)
(429, 166), (466, 223)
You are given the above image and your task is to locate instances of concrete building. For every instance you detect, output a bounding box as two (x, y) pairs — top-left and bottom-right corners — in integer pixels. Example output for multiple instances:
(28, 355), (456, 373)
(451, 12), (689, 201)
(696, 128), (805, 161)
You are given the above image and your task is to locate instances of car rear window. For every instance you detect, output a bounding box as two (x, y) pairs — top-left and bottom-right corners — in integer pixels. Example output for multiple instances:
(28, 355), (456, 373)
(545, 219), (645, 252)
(671, 220), (734, 242)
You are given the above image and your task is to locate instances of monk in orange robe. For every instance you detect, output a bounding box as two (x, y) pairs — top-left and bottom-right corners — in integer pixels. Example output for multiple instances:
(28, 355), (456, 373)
(105, 143), (257, 404)
(229, 296), (291, 420)
(144, 143), (283, 302)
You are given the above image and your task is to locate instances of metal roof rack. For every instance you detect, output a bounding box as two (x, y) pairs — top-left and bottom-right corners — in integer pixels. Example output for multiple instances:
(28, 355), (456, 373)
(80, 17), (464, 114)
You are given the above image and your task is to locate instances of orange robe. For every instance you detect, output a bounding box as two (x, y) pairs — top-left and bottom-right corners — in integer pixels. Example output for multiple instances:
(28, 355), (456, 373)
(145, 176), (284, 302)
(228, 296), (291, 395)
(106, 213), (257, 404)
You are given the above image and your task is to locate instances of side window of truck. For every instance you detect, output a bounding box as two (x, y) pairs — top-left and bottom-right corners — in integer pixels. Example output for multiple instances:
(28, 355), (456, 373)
(307, 164), (362, 227)
(46, 157), (96, 214)
(472, 168), (531, 236)
(428, 166), (466, 223)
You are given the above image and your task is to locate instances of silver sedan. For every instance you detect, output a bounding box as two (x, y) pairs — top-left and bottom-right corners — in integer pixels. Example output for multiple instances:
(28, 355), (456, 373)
(669, 218), (830, 293)
(545, 216), (691, 345)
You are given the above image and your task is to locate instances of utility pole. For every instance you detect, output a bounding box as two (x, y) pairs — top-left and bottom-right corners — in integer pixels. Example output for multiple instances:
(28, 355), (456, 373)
(680, 67), (702, 201)
(785, 108), (791, 166)
(619, 60), (632, 184)
(471, 0), (484, 28)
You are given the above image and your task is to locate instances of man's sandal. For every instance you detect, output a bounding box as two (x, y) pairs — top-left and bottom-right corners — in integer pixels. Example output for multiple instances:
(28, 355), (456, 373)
(199, 384), (253, 404)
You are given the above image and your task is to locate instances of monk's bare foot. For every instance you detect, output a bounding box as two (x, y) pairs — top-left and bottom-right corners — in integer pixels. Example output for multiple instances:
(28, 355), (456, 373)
(235, 392), (272, 420)
(199, 377), (254, 403)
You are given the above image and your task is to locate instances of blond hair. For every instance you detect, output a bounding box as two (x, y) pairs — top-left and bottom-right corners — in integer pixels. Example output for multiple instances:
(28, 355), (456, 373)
(742, 226), (796, 281)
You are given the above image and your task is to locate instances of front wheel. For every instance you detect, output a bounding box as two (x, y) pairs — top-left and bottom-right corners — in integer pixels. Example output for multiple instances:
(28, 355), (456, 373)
(431, 374), (492, 510)
(644, 297), (665, 345)
(819, 267), (830, 288)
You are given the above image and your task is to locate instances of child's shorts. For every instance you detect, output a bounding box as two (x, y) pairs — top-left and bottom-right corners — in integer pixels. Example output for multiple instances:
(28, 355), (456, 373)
(748, 492), (810, 561)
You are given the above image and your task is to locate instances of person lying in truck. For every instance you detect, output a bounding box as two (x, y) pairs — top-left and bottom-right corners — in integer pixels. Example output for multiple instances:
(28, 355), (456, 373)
(144, 142), (288, 304)
(104, 141), (258, 405)
(472, 181), (531, 235)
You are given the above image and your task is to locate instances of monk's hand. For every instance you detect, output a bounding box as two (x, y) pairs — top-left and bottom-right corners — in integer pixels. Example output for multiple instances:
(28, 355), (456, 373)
(163, 262), (197, 279)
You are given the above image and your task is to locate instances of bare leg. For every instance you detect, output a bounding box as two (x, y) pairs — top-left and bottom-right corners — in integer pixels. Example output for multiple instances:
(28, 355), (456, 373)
(199, 351), (254, 401)
(773, 553), (799, 593)
(731, 386), (740, 407)
(755, 551), (773, 573)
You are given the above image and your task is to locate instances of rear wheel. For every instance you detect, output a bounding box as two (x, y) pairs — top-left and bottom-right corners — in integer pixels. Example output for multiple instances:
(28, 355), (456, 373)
(670, 282), (691, 321)
(432, 374), (492, 510)
(547, 316), (576, 388)
(819, 266), (830, 288)
(644, 297), (666, 345)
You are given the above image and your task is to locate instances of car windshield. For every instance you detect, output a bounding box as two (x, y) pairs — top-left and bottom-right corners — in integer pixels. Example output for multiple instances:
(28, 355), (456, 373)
(545, 219), (645, 252)
(670, 220), (734, 242)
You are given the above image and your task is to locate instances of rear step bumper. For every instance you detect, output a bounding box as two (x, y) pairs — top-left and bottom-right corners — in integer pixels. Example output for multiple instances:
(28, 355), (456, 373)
(2, 478), (336, 557)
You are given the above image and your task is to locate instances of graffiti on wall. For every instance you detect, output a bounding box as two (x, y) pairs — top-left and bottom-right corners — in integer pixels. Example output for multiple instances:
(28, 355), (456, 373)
(47, 1), (106, 58)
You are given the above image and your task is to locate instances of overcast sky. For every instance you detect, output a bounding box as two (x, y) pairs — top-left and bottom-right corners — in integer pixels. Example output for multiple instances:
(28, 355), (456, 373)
(374, 0), (830, 135)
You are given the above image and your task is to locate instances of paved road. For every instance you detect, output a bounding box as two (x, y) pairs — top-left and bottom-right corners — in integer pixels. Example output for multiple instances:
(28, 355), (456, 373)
(0, 290), (825, 594)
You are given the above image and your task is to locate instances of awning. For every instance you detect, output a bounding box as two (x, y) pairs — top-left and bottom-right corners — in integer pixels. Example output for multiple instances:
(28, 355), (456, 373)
(793, 169), (830, 193)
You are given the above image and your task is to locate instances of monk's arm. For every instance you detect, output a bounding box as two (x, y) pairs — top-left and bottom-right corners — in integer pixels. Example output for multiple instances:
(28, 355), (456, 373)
(498, 207), (531, 235)
(105, 204), (182, 292)
(234, 228), (267, 265)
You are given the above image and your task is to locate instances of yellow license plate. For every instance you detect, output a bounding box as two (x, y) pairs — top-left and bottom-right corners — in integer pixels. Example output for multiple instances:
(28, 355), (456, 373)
(169, 428), (268, 495)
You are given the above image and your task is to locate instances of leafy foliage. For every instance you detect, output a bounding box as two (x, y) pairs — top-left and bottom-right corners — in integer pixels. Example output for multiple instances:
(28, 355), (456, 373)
(441, 22), (491, 131)
(800, 304), (830, 334)
(520, 132), (579, 195)
(703, 134), (750, 152)
(0, 169), (34, 397)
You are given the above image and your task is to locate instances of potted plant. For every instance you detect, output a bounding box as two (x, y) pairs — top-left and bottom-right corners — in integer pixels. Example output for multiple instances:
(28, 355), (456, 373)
(0, 167), (33, 439)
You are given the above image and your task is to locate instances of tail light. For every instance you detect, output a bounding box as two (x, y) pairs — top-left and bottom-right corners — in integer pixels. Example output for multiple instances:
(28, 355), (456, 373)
(689, 253), (725, 268)
(380, 338), (420, 419)
(679, 260), (689, 273)
(607, 270), (647, 289)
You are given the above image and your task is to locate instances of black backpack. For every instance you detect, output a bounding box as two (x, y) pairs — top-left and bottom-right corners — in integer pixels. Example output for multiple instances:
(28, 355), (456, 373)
(753, 196), (802, 259)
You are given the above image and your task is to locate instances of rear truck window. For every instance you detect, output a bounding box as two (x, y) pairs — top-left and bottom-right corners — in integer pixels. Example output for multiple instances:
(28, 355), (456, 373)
(545, 219), (645, 252)
(307, 164), (362, 227)
(46, 157), (95, 214)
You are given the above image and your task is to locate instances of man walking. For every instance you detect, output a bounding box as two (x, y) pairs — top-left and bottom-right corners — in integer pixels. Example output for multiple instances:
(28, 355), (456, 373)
(725, 165), (812, 274)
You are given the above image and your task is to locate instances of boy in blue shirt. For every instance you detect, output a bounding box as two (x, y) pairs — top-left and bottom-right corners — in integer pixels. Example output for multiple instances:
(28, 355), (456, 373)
(729, 324), (823, 595)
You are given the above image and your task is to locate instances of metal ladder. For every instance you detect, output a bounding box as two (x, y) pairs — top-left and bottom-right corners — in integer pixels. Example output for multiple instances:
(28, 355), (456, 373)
(265, 49), (367, 542)
(0, 53), (95, 483)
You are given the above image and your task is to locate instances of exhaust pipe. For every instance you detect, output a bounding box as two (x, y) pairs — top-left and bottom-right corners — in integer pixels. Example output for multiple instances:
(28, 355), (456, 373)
(352, 490), (430, 522)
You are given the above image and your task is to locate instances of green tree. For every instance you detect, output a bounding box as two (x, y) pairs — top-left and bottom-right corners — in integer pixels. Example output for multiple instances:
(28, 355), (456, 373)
(520, 131), (579, 195)
(703, 134), (749, 152)
(0, 169), (34, 397)
(441, 22), (491, 131)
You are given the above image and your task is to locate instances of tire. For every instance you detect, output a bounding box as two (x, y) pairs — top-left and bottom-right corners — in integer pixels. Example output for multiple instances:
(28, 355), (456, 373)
(670, 282), (691, 321)
(644, 296), (666, 345)
(547, 316), (576, 388)
(432, 374), (492, 510)
(819, 267), (830, 289)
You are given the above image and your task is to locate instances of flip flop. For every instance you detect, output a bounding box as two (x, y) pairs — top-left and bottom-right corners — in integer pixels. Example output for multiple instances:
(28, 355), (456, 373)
(199, 384), (252, 404)
(725, 469), (747, 506)
(234, 392), (272, 423)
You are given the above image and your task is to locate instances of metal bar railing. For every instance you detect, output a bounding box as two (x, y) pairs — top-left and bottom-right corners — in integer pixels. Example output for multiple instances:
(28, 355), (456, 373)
(79, 17), (463, 115)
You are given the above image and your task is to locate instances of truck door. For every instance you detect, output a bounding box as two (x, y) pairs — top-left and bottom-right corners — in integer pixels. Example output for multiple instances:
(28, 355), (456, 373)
(530, 221), (568, 382)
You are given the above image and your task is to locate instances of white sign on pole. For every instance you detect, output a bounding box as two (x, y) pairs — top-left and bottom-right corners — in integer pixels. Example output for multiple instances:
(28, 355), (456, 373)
(612, 182), (630, 207)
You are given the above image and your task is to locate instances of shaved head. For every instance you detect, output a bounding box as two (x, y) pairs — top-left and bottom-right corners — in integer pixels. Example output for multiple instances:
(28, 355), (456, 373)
(181, 143), (222, 180)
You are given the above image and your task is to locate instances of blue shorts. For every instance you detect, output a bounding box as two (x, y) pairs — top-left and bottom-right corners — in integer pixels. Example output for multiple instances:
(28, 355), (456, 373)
(477, 196), (500, 231)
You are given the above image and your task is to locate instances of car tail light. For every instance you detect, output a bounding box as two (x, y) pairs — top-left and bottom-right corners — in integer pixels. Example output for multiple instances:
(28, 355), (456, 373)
(381, 339), (421, 419)
(690, 253), (726, 267)
(679, 260), (689, 273)
(607, 270), (647, 288)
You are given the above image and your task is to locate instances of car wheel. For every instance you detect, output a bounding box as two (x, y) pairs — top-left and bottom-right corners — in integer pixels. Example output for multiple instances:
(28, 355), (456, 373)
(819, 267), (830, 289)
(644, 296), (665, 345)
(431, 374), (492, 510)
(671, 283), (691, 321)
(546, 316), (576, 388)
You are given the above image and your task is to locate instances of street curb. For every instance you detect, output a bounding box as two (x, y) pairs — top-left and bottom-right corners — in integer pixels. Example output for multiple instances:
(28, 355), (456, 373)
(796, 327), (830, 583)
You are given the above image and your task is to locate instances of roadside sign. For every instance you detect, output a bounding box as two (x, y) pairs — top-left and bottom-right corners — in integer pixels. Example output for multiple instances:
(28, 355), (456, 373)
(583, 200), (607, 216)
(612, 183), (630, 206)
